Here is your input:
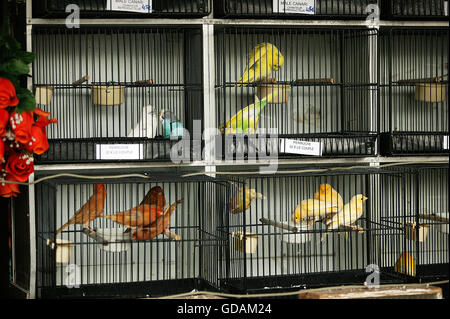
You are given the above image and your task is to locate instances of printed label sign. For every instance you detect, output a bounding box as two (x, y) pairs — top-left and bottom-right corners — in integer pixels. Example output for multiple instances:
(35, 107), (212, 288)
(280, 139), (322, 156)
(106, 0), (152, 13)
(444, 136), (449, 150)
(96, 144), (144, 160)
(272, 0), (315, 14)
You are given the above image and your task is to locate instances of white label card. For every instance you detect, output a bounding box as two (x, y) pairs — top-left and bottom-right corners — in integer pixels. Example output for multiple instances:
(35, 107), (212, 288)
(106, 0), (152, 13)
(444, 136), (449, 150)
(280, 139), (322, 156)
(273, 0), (315, 14)
(96, 144), (144, 160)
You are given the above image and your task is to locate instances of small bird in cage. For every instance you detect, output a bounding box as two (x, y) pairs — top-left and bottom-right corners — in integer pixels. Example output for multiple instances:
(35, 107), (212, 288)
(314, 184), (344, 221)
(219, 91), (279, 134)
(394, 252), (416, 277)
(131, 199), (184, 240)
(292, 198), (340, 223)
(140, 186), (166, 208)
(159, 110), (184, 139)
(102, 203), (165, 228)
(320, 194), (368, 242)
(55, 184), (107, 235)
(127, 105), (159, 139)
(231, 43), (284, 88)
(228, 186), (266, 214)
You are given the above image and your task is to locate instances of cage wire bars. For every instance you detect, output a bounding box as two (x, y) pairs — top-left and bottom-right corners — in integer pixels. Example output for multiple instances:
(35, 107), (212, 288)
(215, 26), (378, 160)
(32, 26), (204, 163)
(33, 0), (210, 18)
(379, 27), (449, 155)
(35, 174), (235, 298)
(219, 168), (411, 294)
(215, 0), (378, 19)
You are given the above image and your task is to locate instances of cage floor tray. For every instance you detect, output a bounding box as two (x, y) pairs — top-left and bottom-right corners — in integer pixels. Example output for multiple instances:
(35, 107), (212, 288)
(35, 138), (194, 163)
(380, 133), (449, 155)
(216, 134), (377, 159)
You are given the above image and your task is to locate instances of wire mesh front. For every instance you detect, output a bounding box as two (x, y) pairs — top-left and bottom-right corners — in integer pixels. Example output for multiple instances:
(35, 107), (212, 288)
(380, 0), (449, 20)
(215, 0), (378, 19)
(215, 27), (378, 160)
(379, 28), (449, 155)
(32, 26), (203, 163)
(221, 169), (404, 294)
(33, 0), (210, 18)
(35, 175), (230, 298)
(374, 166), (449, 282)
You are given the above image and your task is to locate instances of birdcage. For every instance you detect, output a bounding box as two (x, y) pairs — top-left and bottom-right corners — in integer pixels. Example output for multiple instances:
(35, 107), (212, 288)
(380, 0), (448, 20)
(33, 0), (210, 18)
(219, 168), (405, 294)
(375, 165), (449, 282)
(34, 173), (233, 298)
(32, 26), (204, 163)
(215, 27), (378, 160)
(215, 0), (378, 19)
(379, 27), (449, 156)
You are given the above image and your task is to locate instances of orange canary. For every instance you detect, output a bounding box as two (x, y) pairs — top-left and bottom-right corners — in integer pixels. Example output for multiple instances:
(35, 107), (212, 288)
(103, 204), (164, 228)
(395, 252), (416, 277)
(140, 186), (166, 208)
(56, 184), (107, 235)
(314, 184), (344, 219)
(132, 199), (183, 240)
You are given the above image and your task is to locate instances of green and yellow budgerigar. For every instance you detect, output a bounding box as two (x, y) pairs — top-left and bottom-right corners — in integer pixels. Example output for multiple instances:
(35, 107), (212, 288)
(219, 90), (279, 134)
(232, 42), (284, 87)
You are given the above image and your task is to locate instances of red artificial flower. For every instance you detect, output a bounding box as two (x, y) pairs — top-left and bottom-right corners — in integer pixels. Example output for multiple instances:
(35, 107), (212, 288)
(26, 125), (49, 155)
(5, 152), (34, 183)
(0, 175), (20, 198)
(0, 78), (19, 109)
(0, 109), (9, 137)
(10, 111), (34, 145)
(0, 139), (4, 163)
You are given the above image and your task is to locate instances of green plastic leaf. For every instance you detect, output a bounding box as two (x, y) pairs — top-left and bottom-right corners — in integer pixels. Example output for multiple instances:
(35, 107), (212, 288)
(15, 89), (36, 113)
(0, 58), (30, 75)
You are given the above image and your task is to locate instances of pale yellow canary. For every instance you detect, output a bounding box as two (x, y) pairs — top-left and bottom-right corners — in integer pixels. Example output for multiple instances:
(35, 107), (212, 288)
(321, 194), (368, 242)
(229, 187), (265, 214)
(293, 198), (340, 223)
(233, 43), (284, 87)
(394, 252), (416, 277)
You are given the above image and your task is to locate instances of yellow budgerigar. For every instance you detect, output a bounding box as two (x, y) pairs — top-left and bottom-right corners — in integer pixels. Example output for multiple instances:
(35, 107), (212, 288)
(232, 43), (284, 87)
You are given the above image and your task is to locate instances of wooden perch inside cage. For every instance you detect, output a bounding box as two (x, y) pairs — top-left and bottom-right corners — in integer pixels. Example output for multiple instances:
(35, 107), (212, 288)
(72, 75), (90, 87)
(396, 77), (441, 84)
(133, 79), (155, 86)
(82, 228), (109, 245)
(260, 217), (298, 232)
(293, 78), (335, 85)
(419, 214), (449, 223)
(340, 224), (364, 233)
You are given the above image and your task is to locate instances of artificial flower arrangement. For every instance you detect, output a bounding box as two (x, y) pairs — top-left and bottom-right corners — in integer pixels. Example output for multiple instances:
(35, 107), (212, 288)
(0, 17), (57, 198)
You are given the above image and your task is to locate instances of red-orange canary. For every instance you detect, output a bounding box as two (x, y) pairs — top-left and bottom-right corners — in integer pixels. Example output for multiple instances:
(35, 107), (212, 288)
(56, 184), (107, 235)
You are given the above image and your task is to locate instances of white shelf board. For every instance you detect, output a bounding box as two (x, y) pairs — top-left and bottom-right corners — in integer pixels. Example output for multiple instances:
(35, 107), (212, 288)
(28, 18), (449, 27)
